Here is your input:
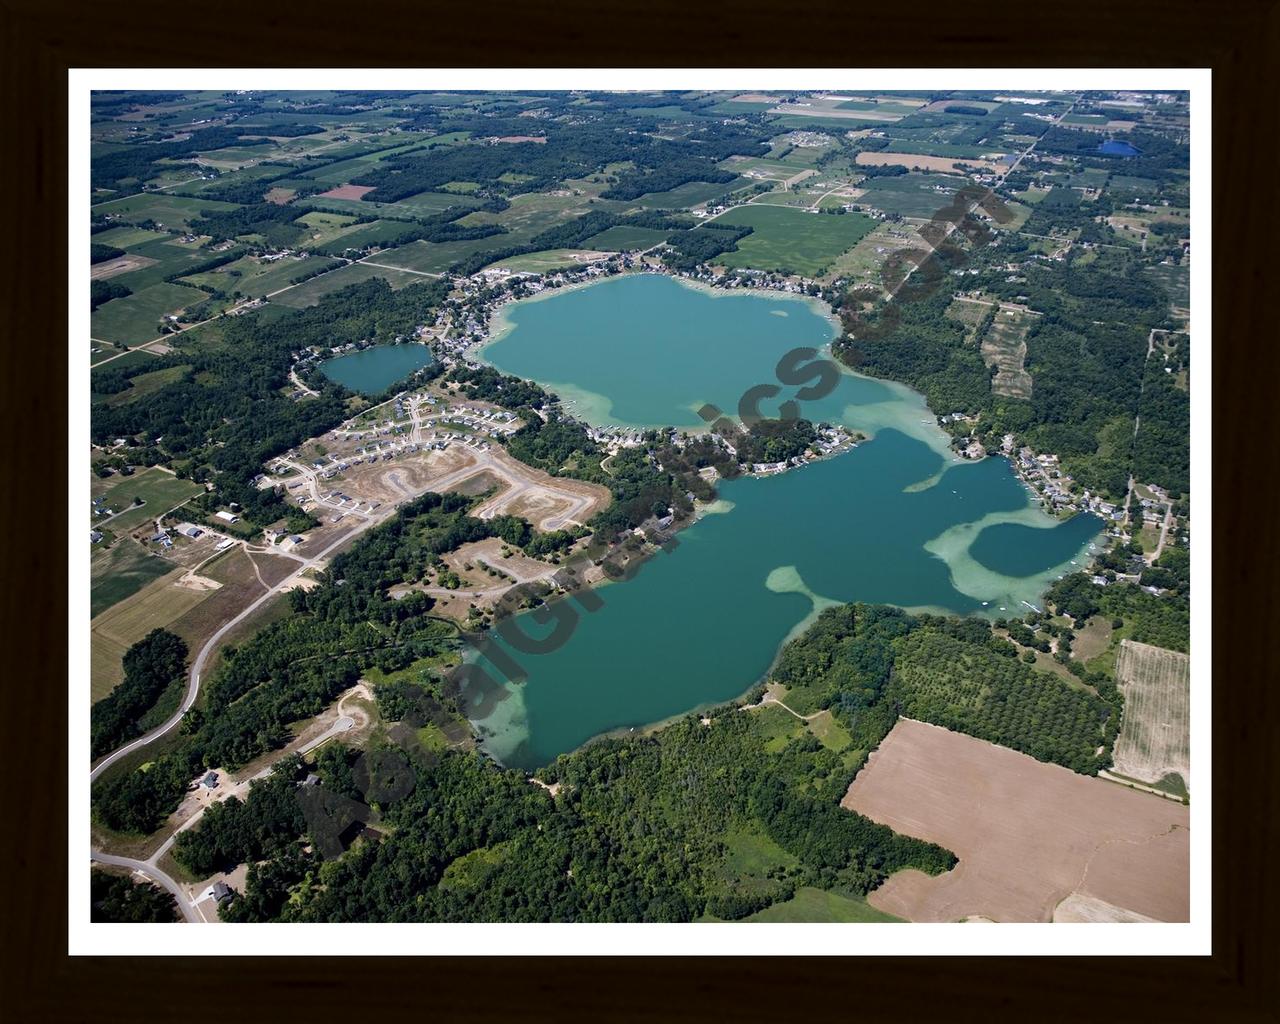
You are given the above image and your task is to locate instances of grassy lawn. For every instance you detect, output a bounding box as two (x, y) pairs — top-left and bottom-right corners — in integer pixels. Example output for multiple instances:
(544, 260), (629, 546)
(91, 282), (206, 345)
(714, 205), (876, 276)
(91, 467), (204, 533)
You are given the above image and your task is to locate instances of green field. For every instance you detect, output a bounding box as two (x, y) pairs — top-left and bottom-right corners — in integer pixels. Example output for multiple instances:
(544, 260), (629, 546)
(310, 219), (415, 255)
(91, 194), (239, 229)
(856, 173), (965, 217)
(90, 467), (205, 533)
(456, 190), (615, 244)
(106, 237), (247, 293)
(632, 178), (750, 210)
(293, 210), (359, 247)
(371, 237), (508, 275)
(180, 254), (341, 299)
(94, 364), (191, 408)
(713, 205), (876, 276)
(90, 540), (175, 619)
(717, 887), (901, 923)
(271, 261), (431, 308)
(480, 249), (611, 274)
(91, 282), (207, 345)
(388, 190), (482, 217)
(91, 345), (155, 368)
(1145, 262), (1190, 310)
(92, 226), (171, 248)
(582, 225), (671, 251)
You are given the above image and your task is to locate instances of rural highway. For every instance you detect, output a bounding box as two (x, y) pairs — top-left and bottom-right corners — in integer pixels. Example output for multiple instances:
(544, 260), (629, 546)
(92, 710), (357, 922)
(90, 513), (385, 782)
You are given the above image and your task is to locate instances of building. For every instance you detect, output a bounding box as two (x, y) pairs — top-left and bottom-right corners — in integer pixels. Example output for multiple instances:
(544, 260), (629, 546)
(211, 881), (233, 905)
(89, 530), (103, 543)
(175, 523), (204, 539)
(214, 510), (239, 524)
(200, 771), (219, 790)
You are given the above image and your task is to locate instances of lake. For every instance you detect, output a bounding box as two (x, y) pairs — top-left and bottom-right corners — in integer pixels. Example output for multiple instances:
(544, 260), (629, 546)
(1098, 140), (1141, 157)
(319, 343), (433, 395)
(472, 274), (1102, 769)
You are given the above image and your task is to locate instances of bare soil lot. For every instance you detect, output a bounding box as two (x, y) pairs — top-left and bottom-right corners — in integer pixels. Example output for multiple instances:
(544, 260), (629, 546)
(91, 253), (158, 280)
(843, 718), (1189, 922)
(318, 183), (376, 200)
(1112, 640), (1191, 790)
(301, 443), (610, 533)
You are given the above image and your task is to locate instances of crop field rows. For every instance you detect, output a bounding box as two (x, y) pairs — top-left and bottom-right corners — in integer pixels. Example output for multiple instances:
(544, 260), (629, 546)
(981, 307), (1036, 399)
(1112, 640), (1191, 791)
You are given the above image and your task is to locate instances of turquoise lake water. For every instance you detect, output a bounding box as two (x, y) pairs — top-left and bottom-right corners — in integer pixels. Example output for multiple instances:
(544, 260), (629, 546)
(319, 344), (433, 395)
(471, 274), (1103, 768)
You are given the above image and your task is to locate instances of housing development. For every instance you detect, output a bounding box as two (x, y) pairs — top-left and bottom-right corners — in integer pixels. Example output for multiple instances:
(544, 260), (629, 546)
(86, 87), (1192, 927)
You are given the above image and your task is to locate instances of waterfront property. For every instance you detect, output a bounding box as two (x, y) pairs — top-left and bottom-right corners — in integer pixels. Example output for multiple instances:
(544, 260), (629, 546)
(467, 274), (1103, 769)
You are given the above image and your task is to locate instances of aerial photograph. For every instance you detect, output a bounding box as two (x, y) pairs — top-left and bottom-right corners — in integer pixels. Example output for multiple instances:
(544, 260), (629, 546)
(83, 84), (1194, 932)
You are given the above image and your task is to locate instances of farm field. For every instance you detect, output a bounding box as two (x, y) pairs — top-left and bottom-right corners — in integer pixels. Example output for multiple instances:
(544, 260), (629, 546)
(713, 205), (876, 277)
(90, 467), (205, 533)
(307, 220), (417, 255)
(90, 539), (173, 619)
(631, 177), (750, 210)
(455, 190), (614, 243)
(480, 249), (612, 274)
(91, 226), (171, 249)
(105, 238), (239, 293)
(292, 211), (359, 247)
(91, 194), (239, 229)
(855, 151), (1001, 174)
(856, 174), (966, 217)
(179, 254), (341, 299)
(91, 282), (206, 345)
(1146, 262), (1191, 312)
(824, 220), (927, 284)
(843, 719), (1190, 922)
(90, 570), (210, 701)
(270, 261), (429, 308)
(582, 225), (671, 251)
(91, 345), (155, 368)
(981, 305), (1037, 399)
(367, 237), (507, 275)
(388, 190), (483, 217)
(1111, 640), (1191, 792)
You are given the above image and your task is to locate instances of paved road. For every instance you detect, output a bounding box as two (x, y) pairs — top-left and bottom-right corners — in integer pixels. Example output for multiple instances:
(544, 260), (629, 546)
(91, 711), (356, 922)
(90, 517), (382, 782)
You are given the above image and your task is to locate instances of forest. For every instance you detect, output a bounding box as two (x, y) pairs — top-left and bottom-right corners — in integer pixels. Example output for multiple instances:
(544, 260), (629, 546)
(90, 629), (188, 759)
(90, 870), (178, 923)
(176, 599), (1130, 923)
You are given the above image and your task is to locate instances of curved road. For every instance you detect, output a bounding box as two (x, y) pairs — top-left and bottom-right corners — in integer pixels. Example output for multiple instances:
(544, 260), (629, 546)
(92, 713), (356, 922)
(90, 512), (384, 782)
